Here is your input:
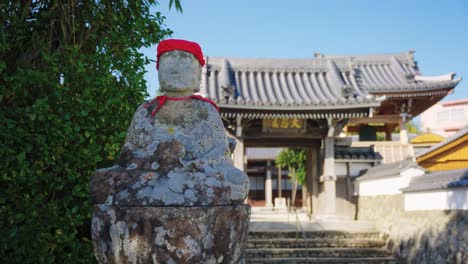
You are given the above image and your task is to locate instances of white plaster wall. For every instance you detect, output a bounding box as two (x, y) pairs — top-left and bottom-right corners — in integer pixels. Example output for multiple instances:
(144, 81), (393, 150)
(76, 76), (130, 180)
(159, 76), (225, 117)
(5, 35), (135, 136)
(357, 177), (404, 196)
(335, 163), (347, 176)
(356, 168), (425, 196)
(404, 188), (468, 210)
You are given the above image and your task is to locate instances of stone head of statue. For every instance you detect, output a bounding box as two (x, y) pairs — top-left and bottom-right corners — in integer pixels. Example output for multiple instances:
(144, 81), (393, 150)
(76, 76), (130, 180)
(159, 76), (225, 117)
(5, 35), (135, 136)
(157, 39), (205, 96)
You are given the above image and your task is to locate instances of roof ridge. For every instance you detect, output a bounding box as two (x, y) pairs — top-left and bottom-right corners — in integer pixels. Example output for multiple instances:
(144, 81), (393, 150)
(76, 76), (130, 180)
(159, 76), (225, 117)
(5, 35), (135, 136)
(205, 51), (414, 62)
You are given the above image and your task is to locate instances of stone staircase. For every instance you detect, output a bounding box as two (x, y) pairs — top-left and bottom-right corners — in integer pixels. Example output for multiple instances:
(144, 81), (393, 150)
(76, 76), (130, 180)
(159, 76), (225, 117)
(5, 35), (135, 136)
(246, 230), (398, 264)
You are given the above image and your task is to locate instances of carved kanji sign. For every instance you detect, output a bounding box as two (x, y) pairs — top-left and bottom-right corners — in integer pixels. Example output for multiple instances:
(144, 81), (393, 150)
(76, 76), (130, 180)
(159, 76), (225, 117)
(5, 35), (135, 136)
(262, 118), (306, 133)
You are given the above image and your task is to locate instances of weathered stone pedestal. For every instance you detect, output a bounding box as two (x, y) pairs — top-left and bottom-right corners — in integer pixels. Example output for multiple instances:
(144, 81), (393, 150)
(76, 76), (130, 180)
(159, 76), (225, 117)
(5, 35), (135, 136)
(92, 205), (250, 264)
(89, 98), (252, 264)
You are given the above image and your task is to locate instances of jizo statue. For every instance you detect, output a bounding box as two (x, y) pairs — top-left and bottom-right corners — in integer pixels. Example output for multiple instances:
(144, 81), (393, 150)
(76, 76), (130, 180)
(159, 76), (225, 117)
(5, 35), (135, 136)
(90, 39), (250, 264)
(158, 50), (202, 96)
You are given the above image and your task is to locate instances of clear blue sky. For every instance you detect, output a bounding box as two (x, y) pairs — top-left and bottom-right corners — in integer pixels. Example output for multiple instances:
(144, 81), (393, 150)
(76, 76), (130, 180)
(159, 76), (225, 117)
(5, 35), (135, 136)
(142, 0), (468, 102)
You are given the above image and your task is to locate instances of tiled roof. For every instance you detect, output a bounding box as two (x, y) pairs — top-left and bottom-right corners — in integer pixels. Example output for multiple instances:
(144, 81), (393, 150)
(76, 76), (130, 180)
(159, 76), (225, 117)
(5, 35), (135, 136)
(246, 147), (382, 162)
(335, 146), (383, 161)
(201, 51), (460, 116)
(416, 125), (468, 158)
(402, 168), (468, 192)
(246, 147), (284, 161)
(355, 159), (424, 182)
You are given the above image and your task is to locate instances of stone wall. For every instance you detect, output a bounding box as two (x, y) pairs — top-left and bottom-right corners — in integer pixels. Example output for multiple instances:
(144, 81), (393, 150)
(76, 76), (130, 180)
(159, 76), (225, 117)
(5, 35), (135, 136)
(357, 195), (468, 264)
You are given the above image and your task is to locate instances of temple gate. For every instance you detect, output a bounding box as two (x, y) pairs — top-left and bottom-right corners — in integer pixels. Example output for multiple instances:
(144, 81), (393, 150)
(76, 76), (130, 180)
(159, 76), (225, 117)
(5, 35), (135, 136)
(200, 51), (460, 220)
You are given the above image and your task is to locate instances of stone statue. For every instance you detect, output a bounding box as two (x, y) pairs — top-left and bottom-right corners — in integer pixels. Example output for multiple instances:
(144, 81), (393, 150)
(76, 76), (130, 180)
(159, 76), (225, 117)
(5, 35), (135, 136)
(90, 39), (250, 264)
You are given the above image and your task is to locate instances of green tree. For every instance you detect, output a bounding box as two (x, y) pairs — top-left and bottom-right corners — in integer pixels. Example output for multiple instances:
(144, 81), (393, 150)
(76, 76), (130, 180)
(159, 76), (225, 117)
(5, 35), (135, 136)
(0, 1), (177, 262)
(275, 148), (306, 206)
(394, 120), (421, 135)
(406, 120), (421, 134)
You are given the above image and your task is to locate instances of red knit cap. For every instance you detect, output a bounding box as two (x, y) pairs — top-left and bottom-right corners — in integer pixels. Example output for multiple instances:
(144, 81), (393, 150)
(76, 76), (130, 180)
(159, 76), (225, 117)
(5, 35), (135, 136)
(156, 39), (205, 69)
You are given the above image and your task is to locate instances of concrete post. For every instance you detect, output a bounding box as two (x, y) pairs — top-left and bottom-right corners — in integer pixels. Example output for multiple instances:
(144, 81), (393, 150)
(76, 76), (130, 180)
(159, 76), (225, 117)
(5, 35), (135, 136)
(399, 114), (408, 144)
(233, 116), (245, 172)
(265, 161), (273, 208)
(321, 137), (337, 219)
(301, 184), (308, 209)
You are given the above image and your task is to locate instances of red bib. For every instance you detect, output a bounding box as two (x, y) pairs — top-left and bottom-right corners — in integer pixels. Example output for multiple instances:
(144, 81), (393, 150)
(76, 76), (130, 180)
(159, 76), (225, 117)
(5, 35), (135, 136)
(144, 95), (220, 117)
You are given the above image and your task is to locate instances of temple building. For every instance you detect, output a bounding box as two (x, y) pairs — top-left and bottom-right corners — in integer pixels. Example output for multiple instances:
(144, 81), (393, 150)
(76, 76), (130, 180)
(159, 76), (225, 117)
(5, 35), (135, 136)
(199, 51), (461, 220)
(416, 126), (468, 171)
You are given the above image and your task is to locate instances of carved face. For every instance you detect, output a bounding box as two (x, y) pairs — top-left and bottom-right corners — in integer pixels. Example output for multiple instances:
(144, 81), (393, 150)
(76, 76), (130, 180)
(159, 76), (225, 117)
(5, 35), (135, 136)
(158, 50), (201, 94)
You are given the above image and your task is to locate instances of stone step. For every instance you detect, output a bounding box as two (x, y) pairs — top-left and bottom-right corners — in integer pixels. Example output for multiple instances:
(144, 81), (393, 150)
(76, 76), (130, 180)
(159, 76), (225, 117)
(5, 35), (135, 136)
(249, 230), (381, 240)
(247, 238), (386, 249)
(250, 211), (309, 221)
(245, 248), (393, 258)
(246, 256), (399, 264)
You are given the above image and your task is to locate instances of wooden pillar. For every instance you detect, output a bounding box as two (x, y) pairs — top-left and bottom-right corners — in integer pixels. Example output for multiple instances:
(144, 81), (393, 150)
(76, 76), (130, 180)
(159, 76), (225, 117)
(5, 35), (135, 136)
(345, 162), (355, 220)
(265, 161), (273, 207)
(277, 166), (282, 198)
(301, 179), (308, 209)
(385, 125), (393, 141)
(311, 146), (319, 218)
(305, 148), (313, 216)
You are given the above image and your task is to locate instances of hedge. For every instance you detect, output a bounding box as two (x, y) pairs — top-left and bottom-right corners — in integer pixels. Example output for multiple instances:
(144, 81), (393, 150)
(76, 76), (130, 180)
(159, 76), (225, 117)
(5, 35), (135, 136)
(0, 1), (172, 262)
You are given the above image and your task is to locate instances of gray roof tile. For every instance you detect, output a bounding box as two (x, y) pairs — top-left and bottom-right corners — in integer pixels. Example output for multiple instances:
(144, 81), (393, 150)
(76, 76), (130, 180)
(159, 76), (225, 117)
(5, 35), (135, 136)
(201, 51), (460, 113)
(355, 159), (424, 182)
(246, 148), (284, 161)
(335, 146), (383, 161)
(402, 168), (468, 192)
(246, 147), (382, 162)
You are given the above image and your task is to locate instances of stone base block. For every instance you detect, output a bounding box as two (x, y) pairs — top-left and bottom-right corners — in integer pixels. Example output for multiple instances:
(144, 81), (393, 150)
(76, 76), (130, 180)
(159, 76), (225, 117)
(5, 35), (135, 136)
(92, 204), (250, 264)
(274, 197), (287, 209)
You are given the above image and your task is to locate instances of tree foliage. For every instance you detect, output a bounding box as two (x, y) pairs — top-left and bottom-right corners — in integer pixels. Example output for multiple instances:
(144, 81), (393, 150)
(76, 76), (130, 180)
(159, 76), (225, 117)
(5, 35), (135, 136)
(406, 120), (421, 134)
(0, 1), (173, 262)
(169, 0), (183, 12)
(275, 148), (306, 205)
(275, 148), (307, 185)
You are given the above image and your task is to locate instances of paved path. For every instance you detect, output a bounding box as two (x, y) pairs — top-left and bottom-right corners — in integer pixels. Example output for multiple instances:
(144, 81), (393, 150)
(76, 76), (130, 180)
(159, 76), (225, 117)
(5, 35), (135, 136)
(249, 207), (376, 232)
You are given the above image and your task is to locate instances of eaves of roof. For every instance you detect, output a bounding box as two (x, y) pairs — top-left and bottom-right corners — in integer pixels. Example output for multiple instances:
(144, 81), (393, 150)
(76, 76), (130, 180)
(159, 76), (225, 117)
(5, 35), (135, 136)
(217, 100), (381, 111)
(365, 79), (460, 93)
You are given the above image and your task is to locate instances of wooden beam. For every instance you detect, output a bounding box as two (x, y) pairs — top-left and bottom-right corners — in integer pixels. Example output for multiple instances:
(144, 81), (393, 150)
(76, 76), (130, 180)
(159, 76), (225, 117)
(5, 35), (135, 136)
(348, 115), (401, 125)
(346, 125), (387, 133)
(245, 138), (321, 148)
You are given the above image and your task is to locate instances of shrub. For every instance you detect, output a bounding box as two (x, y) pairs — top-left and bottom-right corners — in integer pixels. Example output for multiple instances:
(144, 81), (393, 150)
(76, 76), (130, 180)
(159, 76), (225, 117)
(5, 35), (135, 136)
(0, 1), (172, 262)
